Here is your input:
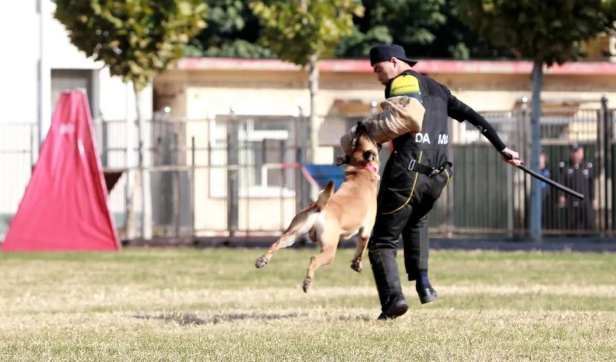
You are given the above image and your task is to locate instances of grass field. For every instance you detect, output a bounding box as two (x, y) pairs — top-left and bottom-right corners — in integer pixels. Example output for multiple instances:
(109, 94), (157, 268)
(1, 247), (616, 361)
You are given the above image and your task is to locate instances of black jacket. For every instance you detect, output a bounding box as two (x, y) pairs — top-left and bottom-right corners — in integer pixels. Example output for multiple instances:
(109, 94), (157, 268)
(384, 70), (506, 170)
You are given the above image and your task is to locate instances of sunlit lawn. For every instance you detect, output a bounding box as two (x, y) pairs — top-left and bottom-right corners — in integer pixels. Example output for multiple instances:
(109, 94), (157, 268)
(1, 247), (616, 361)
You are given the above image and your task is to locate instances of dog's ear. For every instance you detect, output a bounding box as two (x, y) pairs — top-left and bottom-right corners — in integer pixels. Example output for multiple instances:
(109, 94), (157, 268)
(363, 150), (376, 162)
(352, 122), (369, 152)
(336, 154), (350, 166)
(355, 121), (366, 138)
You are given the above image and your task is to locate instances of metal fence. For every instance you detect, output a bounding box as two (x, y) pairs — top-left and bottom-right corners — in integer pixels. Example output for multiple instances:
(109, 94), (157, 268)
(438, 98), (614, 237)
(1, 97), (615, 242)
(0, 123), (38, 239)
(91, 111), (312, 240)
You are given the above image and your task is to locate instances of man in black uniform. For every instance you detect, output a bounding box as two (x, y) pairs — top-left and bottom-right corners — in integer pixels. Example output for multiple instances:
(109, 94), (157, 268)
(366, 44), (522, 320)
(558, 144), (595, 231)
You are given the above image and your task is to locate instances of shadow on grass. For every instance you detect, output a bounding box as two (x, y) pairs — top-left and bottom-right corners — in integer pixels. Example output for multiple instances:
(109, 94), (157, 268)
(134, 311), (374, 325)
(133, 311), (305, 325)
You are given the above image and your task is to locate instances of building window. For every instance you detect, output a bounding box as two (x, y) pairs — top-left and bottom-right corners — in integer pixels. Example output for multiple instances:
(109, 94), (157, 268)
(51, 69), (97, 116)
(209, 116), (299, 198)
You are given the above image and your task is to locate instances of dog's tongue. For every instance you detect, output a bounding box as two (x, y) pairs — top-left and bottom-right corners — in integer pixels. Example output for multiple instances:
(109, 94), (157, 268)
(364, 164), (377, 173)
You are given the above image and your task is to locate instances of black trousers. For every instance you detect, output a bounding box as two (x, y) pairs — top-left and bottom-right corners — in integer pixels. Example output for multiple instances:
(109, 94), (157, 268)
(368, 152), (451, 305)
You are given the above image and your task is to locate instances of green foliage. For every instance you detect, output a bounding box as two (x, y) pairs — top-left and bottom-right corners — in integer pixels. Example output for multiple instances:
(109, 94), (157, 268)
(335, 25), (392, 58)
(55, 0), (207, 91)
(457, 0), (614, 65)
(186, 0), (273, 58)
(605, 1), (616, 34)
(185, 0), (517, 61)
(335, 0), (513, 60)
(422, 0), (513, 59)
(371, 0), (446, 46)
(249, 0), (364, 65)
(335, 0), (445, 58)
(609, 0), (616, 17)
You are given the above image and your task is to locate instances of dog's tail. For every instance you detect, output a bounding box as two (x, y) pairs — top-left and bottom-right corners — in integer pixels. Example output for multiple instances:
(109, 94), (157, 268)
(275, 181), (334, 249)
(315, 181), (334, 211)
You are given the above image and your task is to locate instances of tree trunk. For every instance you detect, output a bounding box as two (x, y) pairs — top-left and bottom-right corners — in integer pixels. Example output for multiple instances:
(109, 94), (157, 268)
(125, 82), (136, 239)
(308, 53), (319, 163)
(134, 84), (152, 239)
(529, 60), (543, 242)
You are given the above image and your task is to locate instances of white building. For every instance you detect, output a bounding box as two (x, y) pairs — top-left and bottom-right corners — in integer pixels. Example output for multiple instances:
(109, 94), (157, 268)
(0, 0), (152, 239)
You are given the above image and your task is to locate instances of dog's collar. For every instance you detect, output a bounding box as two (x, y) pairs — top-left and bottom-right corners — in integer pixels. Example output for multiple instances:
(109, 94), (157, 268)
(364, 164), (377, 173)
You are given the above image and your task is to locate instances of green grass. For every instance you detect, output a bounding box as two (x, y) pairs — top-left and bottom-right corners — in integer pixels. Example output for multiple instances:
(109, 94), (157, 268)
(1, 248), (616, 361)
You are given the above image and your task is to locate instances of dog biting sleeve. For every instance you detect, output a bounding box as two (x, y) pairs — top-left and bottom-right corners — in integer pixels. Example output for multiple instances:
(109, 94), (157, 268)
(340, 96), (425, 154)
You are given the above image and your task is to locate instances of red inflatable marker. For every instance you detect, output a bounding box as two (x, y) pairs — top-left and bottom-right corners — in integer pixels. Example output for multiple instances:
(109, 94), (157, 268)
(2, 91), (120, 251)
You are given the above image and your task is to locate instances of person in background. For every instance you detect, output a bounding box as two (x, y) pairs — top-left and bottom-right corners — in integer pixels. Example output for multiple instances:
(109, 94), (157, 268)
(540, 151), (555, 228)
(558, 144), (596, 231)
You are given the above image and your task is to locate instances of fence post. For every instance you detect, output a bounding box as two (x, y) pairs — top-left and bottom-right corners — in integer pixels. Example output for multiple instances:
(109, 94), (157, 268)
(519, 97), (530, 236)
(529, 64), (543, 242)
(101, 120), (108, 167)
(297, 106), (310, 211)
(173, 132), (181, 238)
(301, 108), (311, 209)
(280, 140), (287, 232)
(446, 131), (454, 237)
(596, 108), (605, 234)
(227, 109), (239, 237)
(30, 125), (36, 173)
(244, 121), (250, 237)
(125, 116), (135, 240)
(295, 108), (303, 214)
(191, 136), (196, 238)
(138, 136), (144, 239)
(139, 115), (152, 240)
(206, 118), (213, 234)
(601, 95), (611, 234)
(506, 162), (514, 238)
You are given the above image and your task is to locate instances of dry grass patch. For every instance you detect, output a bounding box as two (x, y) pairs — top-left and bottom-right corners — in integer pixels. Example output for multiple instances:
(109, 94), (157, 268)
(1, 248), (616, 361)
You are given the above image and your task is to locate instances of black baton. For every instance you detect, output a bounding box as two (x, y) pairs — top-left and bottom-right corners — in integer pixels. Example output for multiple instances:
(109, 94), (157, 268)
(517, 165), (584, 200)
(503, 153), (585, 200)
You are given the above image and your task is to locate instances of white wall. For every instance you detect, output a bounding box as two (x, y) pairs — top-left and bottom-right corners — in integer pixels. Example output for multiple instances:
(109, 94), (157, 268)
(0, 0), (152, 125)
(45, 0), (153, 123)
(0, 0), (152, 233)
(0, 2), (39, 125)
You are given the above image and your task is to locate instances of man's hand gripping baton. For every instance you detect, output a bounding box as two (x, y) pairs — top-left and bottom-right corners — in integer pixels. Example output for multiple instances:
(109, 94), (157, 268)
(503, 152), (584, 200)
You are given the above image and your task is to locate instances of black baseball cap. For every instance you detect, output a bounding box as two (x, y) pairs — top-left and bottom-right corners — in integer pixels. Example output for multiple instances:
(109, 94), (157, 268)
(370, 44), (417, 67)
(570, 143), (583, 151)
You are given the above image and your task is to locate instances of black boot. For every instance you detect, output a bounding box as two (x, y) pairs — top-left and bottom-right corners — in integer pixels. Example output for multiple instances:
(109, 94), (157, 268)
(377, 294), (409, 320)
(403, 217), (438, 304)
(417, 285), (438, 304)
(415, 269), (438, 304)
(369, 247), (408, 320)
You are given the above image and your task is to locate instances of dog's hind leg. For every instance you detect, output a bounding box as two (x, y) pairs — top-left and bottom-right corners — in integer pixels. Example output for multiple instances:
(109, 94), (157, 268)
(351, 227), (371, 273)
(255, 211), (318, 269)
(255, 233), (297, 268)
(302, 229), (339, 293)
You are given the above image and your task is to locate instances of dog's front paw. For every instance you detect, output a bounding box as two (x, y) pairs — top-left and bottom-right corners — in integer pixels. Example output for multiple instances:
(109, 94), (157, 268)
(255, 256), (269, 269)
(351, 259), (362, 273)
(302, 277), (312, 293)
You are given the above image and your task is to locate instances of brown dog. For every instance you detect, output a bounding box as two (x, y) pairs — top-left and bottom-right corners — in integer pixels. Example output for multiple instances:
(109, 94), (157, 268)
(255, 123), (381, 292)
